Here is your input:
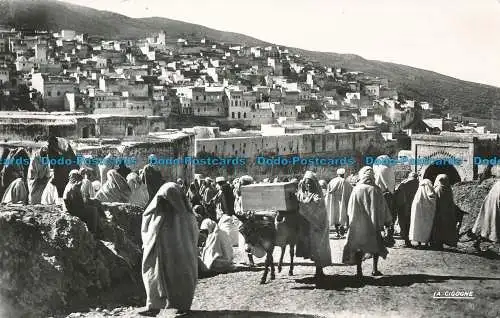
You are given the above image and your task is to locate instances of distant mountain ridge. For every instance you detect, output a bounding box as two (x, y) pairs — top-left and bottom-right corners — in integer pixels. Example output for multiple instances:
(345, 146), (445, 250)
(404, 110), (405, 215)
(1, 0), (499, 118)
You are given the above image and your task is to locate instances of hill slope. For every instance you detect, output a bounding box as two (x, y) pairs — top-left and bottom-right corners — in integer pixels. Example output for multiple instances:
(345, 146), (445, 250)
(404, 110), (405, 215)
(1, 0), (499, 118)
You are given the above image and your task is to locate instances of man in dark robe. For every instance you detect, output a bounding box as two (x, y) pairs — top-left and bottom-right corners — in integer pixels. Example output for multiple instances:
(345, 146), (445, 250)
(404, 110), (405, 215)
(479, 165), (493, 184)
(211, 177), (235, 220)
(48, 136), (79, 197)
(202, 178), (217, 221)
(63, 170), (101, 236)
(0, 146), (11, 198)
(116, 161), (132, 180)
(431, 174), (459, 250)
(394, 172), (419, 247)
(187, 183), (202, 207)
(141, 154), (165, 204)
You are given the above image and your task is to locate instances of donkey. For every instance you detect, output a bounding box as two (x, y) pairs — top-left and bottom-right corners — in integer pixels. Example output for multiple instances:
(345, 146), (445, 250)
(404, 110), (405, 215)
(275, 210), (299, 277)
(240, 209), (299, 284)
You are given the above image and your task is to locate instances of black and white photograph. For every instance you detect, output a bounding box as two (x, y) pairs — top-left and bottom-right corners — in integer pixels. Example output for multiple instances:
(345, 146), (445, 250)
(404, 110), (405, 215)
(0, 0), (499, 317)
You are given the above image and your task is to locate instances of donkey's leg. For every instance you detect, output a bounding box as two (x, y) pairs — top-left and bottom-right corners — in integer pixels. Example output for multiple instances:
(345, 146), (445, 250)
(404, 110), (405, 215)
(270, 249), (276, 280)
(289, 244), (295, 276)
(277, 245), (286, 273)
(260, 252), (269, 284)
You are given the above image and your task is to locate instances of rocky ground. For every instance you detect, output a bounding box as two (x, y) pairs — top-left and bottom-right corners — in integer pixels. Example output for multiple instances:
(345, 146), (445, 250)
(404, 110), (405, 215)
(453, 178), (496, 233)
(0, 203), (144, 318)
(1, 179), (499, 318)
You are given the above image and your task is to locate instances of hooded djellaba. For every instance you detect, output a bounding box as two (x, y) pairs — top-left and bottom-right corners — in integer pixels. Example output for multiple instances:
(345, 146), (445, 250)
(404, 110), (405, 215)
(140, 182), (198, 317)
(472, 179), (500, 250)
(372, 155), (397, 246)
(409, 179), (437, 247)
(326, 168), (353, 238)
(212, 177), (239, 246)
(430, 174), (459, 250)
(141, 155), (165, 204)
(342, 166), (393, 278)
(63, 170), (84, 213)
(47, 136), (79, 197)
(27, 147), (51, 205)
(116, 161), (132, 181)
(41, 174), (60, 205)
(296, 170), (332, 279)
(98, 153), (115, 185)
(394, 172), (420, 247)
(1, 170), (28, 204)
(0, 147), (29, 199)
(62, 170), (101, 235)
(127, 172), (150, 208)
(199, 218), (235, 274)
(94, 170), (132, 203)
(80, 167), (96, 201)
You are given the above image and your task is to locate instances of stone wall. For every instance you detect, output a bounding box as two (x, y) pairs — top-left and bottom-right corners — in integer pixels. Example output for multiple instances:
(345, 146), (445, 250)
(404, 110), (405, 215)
(196, 130), (381, 158)
(0, 203), (144, 317)
(0, 123), (78, 141)
(121, 136), (195, 184)
(194, 130), (384, 178)
(95, 117), (150, 138)
(0, 113), (166, 142)
(76, 133), (195, 184)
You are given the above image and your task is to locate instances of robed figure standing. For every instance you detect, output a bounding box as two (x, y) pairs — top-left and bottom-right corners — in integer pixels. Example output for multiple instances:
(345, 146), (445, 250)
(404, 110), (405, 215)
(372, 155), (396, 246)
(472, 180), (500, 250)
(141, 155), (165, 204)
(326, 168), (352, 237)
(47, 136), (79, 197)
(431, 174), (458, 250)
(296, 171), (332, 278)
(27, 147), (51, 205)
(408, 179), (437, 247)
(394, 172), (419, 247)
(141, 182), (198, 316)
(342, 166), (393, 278)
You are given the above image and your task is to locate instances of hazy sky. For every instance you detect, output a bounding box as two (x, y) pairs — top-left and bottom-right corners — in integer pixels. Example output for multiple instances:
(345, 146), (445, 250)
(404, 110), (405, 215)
(62, 0), (500, 88)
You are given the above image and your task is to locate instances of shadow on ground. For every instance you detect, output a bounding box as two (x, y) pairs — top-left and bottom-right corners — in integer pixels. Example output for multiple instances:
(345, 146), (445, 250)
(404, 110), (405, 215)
(159, 310), (325, 317)
(293, 274), (500, 291)
(198, 266), (263, 279)
(472, 250), (500, 260)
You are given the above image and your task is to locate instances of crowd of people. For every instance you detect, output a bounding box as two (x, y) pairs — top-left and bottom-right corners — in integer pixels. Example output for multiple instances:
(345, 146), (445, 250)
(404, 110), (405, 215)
(1, 147), (499, 317)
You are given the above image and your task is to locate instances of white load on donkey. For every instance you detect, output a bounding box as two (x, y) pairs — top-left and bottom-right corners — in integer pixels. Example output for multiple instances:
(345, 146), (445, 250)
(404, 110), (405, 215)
(236, 182), (299, 284)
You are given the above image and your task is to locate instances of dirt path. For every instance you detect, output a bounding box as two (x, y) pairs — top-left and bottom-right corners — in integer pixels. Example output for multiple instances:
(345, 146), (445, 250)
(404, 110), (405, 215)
(66, 237), (500, 318)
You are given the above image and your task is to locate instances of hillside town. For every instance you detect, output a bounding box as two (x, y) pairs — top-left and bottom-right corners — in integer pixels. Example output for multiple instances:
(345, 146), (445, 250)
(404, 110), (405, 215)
(0, 26), (499, 318)
(0, 28), (487, 133)
(1, 27), (493, 178)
